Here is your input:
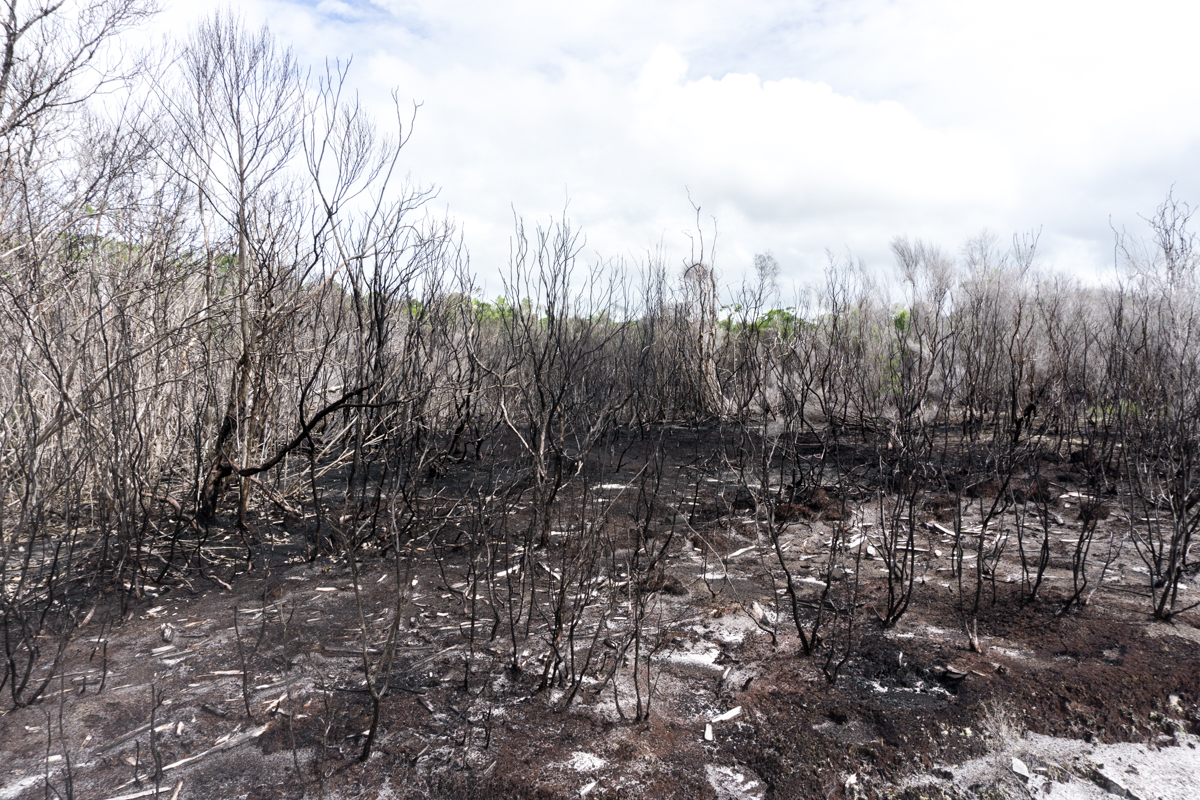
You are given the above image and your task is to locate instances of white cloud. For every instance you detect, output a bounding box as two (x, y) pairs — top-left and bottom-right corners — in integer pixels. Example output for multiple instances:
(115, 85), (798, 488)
(314, 1), (365, 20)
(632, 51), (1014, 213)
(148, 0), (1200, 290)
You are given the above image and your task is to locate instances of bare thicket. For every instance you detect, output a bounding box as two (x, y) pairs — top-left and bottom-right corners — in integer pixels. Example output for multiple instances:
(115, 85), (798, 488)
(1113, 194), (1200, 620)
(3, 6), (1200, 770)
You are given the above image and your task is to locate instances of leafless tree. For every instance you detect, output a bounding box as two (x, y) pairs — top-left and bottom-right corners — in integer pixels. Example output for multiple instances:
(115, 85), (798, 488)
(0, 0), (155, 142)
(871, 237), (955, 627)
(162, 10), (308, 523)
(1113, 193), (1200, 619)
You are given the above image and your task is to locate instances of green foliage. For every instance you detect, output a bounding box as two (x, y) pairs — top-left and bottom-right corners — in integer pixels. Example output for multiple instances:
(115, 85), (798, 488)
(1087, 399), (1142, 421)
(470, 296), (536, 324)
(718, 303), (745, 333)
(470, 297), (508, 322)
(761, 307), (801, 338)
(404, 298), (426, 321)
(716, 306), (805, 337)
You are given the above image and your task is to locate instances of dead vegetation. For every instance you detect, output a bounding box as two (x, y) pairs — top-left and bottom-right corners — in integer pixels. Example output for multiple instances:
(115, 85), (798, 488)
(2, 3), (1200, 799)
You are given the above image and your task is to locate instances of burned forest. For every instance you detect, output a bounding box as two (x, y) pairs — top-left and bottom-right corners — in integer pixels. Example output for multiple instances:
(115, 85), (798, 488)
(2, 4), (1200, 800)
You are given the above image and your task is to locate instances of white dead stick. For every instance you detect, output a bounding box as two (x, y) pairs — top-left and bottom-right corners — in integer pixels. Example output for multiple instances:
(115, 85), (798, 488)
(108, 724), (270, 793)
(102, 781), (183, 800)
(927, 521), (981, 537)
(263, 690), (288, 714)
(928, 522), (955, 537)
(711, 706), (742, 723)
(100, 723), (153, 753)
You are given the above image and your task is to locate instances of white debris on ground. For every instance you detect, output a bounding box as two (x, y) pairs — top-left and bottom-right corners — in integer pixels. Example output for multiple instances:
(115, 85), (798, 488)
(864, 677), (950, 697)
(705, 764), (767, 800)
(696, 611), (761, 645)
(900, 732), (1200, 799)
(0, 774), (41, 800)
(662, 639), (723, 671)
(656, 609), (760, 675)
(564, 751), (607, 772)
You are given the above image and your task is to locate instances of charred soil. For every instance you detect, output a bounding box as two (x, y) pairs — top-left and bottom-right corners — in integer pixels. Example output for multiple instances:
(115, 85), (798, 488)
(2, 428), (1198, 800)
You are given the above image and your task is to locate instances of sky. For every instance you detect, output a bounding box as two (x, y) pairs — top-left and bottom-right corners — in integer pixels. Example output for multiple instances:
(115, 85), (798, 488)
(148, 0), (1200, 293)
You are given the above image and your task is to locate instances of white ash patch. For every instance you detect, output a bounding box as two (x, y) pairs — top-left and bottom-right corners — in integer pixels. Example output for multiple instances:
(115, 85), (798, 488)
(1145, 620), (1200, 647)
(564, 751), (607, 772)
(690, 611), (760, 646)
(917, 624), (956, 638)
(866, 678), (950, 697)
(661, 639), (722, 671)
(897, 731), (1200, 800)
(0, 773), (42, 800)
(705, 764), (766, 800)
(990, 646), (1031, 660)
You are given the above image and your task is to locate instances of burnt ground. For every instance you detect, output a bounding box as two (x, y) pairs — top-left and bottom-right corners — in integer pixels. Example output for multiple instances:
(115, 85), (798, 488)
(2, 427), (1200, 800)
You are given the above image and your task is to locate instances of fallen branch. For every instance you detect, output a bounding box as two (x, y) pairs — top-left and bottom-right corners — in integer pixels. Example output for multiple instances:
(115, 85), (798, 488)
(101, 781), (183, 800)
(107, 724), (270, 793)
